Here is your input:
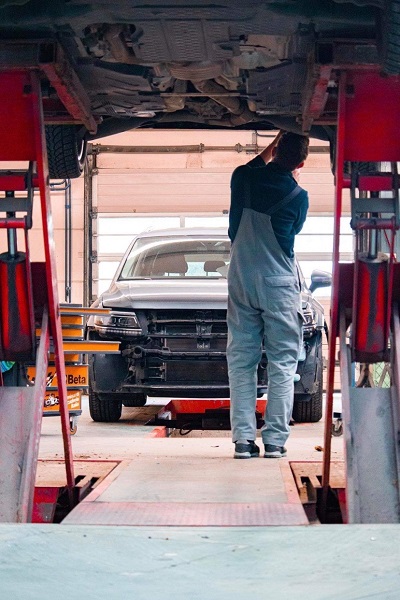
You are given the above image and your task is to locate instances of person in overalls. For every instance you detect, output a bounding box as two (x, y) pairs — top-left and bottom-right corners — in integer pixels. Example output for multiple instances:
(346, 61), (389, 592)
(227, 131), (309, 459)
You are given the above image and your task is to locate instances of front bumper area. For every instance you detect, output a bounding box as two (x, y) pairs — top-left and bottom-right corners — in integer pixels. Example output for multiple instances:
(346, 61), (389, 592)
(89, 331), (322, 401)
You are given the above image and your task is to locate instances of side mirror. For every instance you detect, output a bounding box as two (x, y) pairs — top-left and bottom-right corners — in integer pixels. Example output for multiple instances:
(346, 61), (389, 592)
(309, 270), (332, 293)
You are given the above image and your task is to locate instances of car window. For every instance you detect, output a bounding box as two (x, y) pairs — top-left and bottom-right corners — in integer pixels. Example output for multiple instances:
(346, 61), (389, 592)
(119, 236), (231, 279)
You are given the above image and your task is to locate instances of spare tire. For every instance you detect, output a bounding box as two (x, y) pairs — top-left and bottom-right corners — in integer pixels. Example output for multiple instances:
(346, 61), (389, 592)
(45, 125), (87, 179)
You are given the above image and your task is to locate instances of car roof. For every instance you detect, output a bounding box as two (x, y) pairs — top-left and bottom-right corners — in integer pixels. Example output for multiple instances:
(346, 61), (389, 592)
(134, 228), (229, 239)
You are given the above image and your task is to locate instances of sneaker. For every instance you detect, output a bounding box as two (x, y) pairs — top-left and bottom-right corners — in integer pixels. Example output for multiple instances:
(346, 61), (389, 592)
(234, 440), (260, 459)
(263, 444), (287, 458)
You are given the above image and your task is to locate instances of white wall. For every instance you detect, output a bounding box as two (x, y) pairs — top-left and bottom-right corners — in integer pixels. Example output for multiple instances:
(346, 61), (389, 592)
(0, 162), (84, 305)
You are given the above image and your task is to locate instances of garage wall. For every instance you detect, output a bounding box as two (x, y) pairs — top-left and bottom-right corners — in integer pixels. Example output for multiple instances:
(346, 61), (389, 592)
(37, 177), (85, 304)
(0, 161), (85, 306)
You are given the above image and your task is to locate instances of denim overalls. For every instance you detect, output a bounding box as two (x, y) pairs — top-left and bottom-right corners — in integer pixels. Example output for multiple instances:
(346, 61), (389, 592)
(227, 175), (303, 446)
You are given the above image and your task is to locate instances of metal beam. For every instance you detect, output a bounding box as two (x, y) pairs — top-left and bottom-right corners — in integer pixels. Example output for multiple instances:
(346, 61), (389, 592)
(91, 143), (330, 155)
(0, 40), (97, 133)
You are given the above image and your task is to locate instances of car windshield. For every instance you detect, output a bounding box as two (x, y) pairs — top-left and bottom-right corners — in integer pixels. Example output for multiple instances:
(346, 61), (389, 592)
(119, 236), (231, 279)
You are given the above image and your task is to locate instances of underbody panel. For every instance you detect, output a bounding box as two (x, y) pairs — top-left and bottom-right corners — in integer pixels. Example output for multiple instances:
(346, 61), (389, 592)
(0, 1), (389, 139)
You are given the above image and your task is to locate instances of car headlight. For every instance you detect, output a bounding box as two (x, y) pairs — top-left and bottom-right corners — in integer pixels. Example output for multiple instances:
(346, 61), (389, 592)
(302, 304), (317, 337)
(93, 311), (142, 337)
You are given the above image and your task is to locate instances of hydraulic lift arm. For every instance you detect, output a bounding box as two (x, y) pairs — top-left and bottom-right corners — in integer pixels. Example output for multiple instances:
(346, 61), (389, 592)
(0, 70), (75, 521)
(322, 70), (400, 523)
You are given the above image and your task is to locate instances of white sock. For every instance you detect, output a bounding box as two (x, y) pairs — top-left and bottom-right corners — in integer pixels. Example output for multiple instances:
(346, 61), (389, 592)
(236, 439), (250, 445)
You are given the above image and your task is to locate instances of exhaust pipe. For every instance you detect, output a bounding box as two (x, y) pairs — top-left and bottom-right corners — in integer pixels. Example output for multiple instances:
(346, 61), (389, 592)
(193, 79), (255, 125)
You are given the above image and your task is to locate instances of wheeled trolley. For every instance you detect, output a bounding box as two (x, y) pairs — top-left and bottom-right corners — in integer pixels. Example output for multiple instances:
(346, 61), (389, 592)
(27, 309), (89, 435)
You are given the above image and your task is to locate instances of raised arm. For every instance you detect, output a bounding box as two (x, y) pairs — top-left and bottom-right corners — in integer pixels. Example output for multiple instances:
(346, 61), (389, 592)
(258, 130), (283, 164)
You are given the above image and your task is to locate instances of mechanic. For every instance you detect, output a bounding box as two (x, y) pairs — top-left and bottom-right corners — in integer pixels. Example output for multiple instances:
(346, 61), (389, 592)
(227, 131), (310, 459)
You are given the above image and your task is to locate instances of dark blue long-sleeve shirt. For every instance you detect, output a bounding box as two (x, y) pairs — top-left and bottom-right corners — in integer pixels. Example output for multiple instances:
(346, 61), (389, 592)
(228, 156), (309, 258)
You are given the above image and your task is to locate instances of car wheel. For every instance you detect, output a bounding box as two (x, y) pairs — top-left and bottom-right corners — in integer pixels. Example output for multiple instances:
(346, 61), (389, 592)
(292, 368), (323, 423)
(89, 388), (122, 422)
(46, 125), (87, 179)
(379, 1), (400, 75)
(122, 393), (147, 407)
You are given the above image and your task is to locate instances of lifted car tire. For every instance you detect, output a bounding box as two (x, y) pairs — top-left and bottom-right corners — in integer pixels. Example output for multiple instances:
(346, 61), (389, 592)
(89, 388), (122, 422)
(292, 369), (323, 423)
(46, 125), (87, 179)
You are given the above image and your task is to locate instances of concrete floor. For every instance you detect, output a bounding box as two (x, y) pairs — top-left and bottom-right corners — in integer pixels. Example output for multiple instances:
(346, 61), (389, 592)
(38, 395), (344, 463)
(1, 524), (400, 599)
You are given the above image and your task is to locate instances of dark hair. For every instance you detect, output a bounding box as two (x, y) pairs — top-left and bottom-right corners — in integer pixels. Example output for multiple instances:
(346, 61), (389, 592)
(274, 132), (309, 171)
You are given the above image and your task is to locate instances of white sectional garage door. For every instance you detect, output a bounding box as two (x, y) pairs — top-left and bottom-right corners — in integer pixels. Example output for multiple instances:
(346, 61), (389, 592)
(94, 130), (346, 215)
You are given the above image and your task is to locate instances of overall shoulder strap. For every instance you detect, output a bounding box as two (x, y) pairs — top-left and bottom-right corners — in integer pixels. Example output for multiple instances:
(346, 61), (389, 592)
(243, 166), (253, 209)
(267, 185), (302, 216)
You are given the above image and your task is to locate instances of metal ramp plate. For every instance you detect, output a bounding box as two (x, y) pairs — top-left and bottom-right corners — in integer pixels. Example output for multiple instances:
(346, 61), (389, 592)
(64, 439), (308, 526)
(0, 386), (40, 522)
(345, 387), (400, 523)
(63, 500), (308, 526)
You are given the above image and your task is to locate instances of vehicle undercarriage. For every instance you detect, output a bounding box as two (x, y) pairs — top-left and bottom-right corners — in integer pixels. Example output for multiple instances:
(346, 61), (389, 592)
(1, 1), (399, 176)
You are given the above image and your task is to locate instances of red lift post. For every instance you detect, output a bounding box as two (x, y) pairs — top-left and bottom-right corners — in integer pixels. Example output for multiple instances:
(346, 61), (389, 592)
(0, 70), (74, 521)
(322, 70), (400, 523)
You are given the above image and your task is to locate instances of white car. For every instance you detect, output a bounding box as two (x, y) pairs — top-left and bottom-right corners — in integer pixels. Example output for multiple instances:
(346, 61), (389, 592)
(87, 229), (331, 423)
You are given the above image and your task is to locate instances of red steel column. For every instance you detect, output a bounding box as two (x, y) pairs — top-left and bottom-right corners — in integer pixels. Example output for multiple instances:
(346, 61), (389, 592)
(29, 72), (75, 496)
(0, 70), (74, 499)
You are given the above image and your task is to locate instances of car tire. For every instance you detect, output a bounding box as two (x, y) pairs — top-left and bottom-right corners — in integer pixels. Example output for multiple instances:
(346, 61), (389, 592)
(122, 393), (147, 407)
(89, 388), (122, 422)
(292, 367), (323, 423)
(378, 1), (400, 75)
(46, 125), (87, 179)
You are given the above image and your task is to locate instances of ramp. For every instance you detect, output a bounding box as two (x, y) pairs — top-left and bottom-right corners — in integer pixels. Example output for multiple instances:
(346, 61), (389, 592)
(0, 314), (49, 522)
(0, 387), (39, 522)
(64, 437), (308, 526)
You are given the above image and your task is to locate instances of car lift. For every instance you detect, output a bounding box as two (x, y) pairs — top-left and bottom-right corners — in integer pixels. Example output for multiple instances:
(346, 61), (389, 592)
(322, 69), (400, 523)
(148, 398), (267, 434)
(0, 59), (121, 522)
(1, 47), (400, 525)
(0, 69), (77, 522)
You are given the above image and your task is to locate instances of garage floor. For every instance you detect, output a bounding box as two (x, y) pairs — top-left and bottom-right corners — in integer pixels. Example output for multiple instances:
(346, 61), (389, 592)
(3, 397), (399, 599)
(39, 396), (344, 527)
(38, 396), (344, 462)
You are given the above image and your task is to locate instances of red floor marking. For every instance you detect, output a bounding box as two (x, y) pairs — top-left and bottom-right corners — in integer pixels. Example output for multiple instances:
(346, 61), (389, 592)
(148, 426), (167, 438)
